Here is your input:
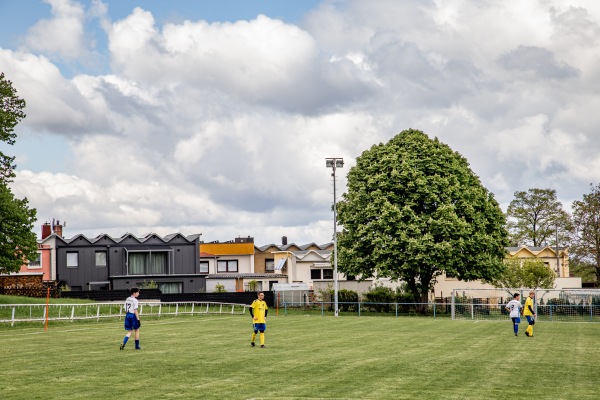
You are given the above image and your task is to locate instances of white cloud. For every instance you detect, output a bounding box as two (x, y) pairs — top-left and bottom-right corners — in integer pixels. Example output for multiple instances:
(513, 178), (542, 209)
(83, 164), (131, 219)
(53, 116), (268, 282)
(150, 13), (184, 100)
(6, 0), (600, 243)
(24, 0), (88, 59)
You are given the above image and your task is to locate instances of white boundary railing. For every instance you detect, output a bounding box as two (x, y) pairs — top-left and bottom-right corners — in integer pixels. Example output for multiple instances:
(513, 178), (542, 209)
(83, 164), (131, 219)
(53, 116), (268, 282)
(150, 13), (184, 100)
(0, 301), (249, 326)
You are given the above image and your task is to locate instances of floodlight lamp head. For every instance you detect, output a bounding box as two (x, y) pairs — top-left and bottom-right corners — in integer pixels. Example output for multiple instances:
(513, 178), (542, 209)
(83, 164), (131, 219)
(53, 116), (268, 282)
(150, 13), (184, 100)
(326, 159), (334, 168)
(335, 159), (344, 168)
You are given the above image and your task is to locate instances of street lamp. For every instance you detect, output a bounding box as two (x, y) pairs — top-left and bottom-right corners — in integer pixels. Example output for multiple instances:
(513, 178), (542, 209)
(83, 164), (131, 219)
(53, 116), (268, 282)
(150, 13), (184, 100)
(325, 157), (344, 317)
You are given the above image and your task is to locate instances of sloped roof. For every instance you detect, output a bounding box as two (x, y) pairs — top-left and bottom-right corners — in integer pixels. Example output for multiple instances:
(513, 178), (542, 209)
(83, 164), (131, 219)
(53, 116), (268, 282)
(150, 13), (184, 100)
(256, 242), (333, 252)
(206, 273), (287, 279)
(57, 232), (201, 245)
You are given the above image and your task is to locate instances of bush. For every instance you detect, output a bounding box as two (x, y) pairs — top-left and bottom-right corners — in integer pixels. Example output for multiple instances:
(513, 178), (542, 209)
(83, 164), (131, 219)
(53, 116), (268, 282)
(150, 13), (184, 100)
(338, 289), (359, 311)
(363, 284), (396, 312)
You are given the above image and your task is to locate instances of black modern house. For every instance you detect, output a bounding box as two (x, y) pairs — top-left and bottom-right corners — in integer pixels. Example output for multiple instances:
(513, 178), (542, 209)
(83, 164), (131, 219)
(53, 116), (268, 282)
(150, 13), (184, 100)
(55, 232), (203, 293)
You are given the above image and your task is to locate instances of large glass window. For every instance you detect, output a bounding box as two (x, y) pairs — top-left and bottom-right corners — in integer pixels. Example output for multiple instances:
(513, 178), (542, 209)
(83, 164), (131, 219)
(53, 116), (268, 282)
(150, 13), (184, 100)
(217, 260), (238, 272)
(149, 253), (167, 274)
(129, 253), (146, 275)
(265, 259), (274, 272)
(95, 251), (107, 268)
(199, 261), (209, 274)
(128, 252), (168, 275)
(311, 269), (321, 280)
(66, 252), (79, 268)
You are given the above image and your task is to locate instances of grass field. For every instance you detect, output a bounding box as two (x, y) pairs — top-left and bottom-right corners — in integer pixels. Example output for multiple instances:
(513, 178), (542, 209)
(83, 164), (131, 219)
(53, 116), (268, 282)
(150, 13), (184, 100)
(1, 314), (599, 400)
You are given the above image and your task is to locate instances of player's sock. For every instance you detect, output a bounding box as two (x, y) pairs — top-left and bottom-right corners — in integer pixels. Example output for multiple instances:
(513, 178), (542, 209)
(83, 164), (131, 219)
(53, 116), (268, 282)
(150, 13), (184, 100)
(251, 332), (257, 343)
(259, 333), (265, 346)
(123, 336), (129, 345)
(135, 340), (140, 348)
(528, 325), (533, 336)
(514, 324), (518, 335)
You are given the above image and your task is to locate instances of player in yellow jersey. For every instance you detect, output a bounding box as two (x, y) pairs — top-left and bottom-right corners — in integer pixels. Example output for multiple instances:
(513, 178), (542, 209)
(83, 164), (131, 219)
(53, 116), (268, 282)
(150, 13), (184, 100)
(524, 290), (536, 337)
(250, 291), (268, 348)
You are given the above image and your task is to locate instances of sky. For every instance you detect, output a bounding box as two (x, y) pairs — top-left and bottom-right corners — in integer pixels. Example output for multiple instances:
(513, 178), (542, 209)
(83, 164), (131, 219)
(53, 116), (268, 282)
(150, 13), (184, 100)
(2, 0), (600, 246)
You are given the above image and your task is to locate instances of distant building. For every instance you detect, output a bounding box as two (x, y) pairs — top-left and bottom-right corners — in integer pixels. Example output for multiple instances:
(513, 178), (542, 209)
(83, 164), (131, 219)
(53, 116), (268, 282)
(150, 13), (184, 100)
(54, 232), (202, 293)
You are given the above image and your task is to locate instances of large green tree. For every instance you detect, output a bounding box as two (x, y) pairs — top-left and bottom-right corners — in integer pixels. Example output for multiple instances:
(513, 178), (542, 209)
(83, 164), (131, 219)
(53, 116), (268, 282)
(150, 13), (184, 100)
(0, 72), (38, 273)
(506, 188), (571, 247)
(489, 258), (556, 289)
(0, 72), (26, 184)
(570, 183), (600, 285)
(336, 129), (508, 309)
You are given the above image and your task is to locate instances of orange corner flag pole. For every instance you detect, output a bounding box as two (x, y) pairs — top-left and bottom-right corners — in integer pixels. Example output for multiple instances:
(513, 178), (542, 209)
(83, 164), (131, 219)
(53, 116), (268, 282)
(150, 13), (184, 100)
(44, 287), (50, 331)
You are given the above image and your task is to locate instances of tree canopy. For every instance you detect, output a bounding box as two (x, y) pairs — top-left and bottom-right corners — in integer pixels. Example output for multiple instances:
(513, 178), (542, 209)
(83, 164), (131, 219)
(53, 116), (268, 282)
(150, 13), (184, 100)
(489, 258), (556, 289)
(0, 184), (38, 273)
(570, 183), (600, 285)
(336, 129), (508, 307)
(506, 188), (571, 247)
(0, 72), (26, 184)
(0, 72), (38, 274)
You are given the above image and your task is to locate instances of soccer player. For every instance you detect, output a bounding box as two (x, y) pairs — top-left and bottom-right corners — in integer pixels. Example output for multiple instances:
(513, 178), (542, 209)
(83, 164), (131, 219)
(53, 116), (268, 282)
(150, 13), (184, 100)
(524, 290), (537, 337)
(250, 291), (268, 348)
(119, 287), (142, 350)
(505, 293), (522, 337)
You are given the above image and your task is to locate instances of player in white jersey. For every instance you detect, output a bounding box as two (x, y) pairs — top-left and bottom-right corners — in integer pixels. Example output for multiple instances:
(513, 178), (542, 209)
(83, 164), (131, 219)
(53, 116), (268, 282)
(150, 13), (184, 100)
(505, 293), (522, 337)
(119, 287), (141, 350)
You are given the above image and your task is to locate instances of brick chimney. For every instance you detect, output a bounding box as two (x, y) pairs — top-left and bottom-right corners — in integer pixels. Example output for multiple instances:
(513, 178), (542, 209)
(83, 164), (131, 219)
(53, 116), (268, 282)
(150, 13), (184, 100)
(52, 220), (63, 237)
(41, 222), (52, 239)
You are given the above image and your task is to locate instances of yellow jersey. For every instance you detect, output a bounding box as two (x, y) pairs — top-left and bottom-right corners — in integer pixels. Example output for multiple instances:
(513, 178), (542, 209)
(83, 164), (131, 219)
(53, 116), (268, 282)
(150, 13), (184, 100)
(250, 299), (268, 323)
(524, 296), (534, 316)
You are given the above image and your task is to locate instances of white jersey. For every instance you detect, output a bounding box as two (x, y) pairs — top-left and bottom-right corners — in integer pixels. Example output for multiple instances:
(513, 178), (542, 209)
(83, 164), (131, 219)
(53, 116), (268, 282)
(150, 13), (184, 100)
(506, 299), (522, 318)
(124, 296), (139, 315)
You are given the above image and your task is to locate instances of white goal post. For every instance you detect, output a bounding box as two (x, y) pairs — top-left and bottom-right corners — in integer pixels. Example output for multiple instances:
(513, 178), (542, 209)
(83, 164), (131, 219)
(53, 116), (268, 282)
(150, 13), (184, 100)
(450, 288), (600, 322)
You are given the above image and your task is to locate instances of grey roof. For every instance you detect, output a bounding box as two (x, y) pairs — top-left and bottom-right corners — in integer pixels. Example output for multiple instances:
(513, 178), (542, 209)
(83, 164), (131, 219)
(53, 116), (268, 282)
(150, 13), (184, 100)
(59, 232), (202, 245)
(256, 242), (333, 252)
(506, 246), (567, 252)
(206, 273), (287, 279)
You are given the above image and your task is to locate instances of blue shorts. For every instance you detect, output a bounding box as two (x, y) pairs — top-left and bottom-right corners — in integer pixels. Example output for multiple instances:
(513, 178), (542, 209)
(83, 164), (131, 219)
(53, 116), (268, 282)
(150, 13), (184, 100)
(511, 317), (521, 324)
(124, 313), (140, 331)
(253, 323), (266, 332)
(526, 316), (535, 324)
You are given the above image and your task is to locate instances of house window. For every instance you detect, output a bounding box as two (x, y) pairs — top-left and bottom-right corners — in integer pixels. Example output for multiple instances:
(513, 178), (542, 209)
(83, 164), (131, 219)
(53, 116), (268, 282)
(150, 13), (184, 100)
(159, 282), (182, 294)
(265, 259), (274, 272)
(200, 261), (209, 274)
(66, 252), (79, 268)
(28, 253), (42, 269)
(445, 271), (456, 279)
(311, 269), (334, 280)
(217, 260), (238, 272)
(128, 252), (167, 275)
(95, 251), (107, 268)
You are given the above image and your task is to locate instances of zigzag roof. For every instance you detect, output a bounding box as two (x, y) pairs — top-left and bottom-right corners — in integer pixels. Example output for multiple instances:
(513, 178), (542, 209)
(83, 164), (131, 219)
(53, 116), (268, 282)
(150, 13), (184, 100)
(506, 245), (567, 257)
(256, 242), (333, 252)
(54, 232), (201, 245)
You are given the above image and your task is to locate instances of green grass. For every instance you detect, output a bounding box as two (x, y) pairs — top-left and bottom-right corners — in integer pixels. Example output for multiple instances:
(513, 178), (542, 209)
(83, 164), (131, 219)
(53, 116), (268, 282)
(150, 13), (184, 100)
(1, 315), (599, 400)
(0, 294), (93, 305)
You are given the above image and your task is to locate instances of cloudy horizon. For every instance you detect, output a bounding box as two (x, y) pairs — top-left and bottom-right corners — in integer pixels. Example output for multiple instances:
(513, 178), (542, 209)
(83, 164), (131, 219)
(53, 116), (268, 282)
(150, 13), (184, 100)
(2, 0), (600, 245)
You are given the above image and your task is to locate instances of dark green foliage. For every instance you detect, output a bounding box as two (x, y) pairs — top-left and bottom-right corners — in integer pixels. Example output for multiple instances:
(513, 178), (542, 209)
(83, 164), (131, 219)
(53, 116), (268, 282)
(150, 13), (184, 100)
(0, 73), (37, 274)
(337, 129), (508, 309)
(571, 183), (600, 285)
(0, 72), (26, 184)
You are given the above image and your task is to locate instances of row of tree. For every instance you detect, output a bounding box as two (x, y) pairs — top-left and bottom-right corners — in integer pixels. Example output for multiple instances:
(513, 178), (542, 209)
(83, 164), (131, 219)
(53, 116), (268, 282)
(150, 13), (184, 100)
(506, 186), (600, 285)
(335, 129), (600, 311)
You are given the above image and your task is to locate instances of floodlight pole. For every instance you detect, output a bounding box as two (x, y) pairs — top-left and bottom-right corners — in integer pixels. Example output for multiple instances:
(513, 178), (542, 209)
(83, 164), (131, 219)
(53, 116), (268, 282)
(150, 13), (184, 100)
(326, 157), (343, 317)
